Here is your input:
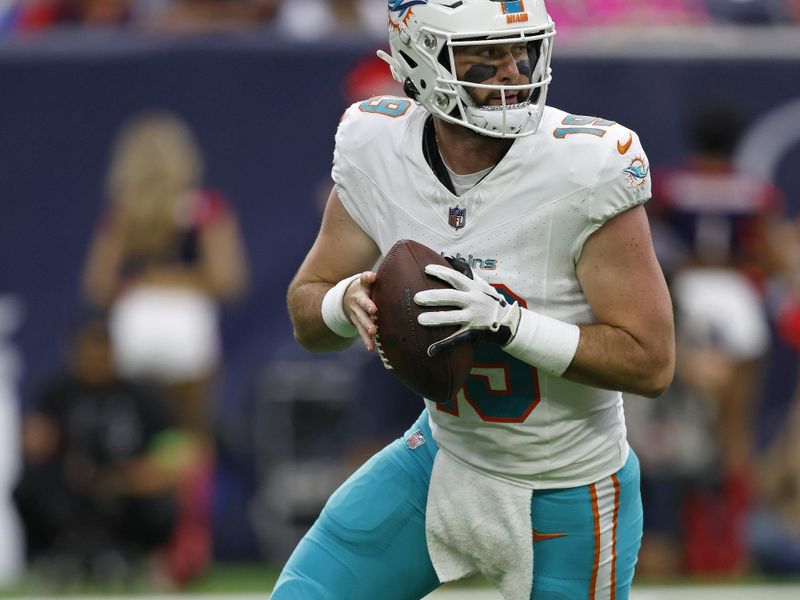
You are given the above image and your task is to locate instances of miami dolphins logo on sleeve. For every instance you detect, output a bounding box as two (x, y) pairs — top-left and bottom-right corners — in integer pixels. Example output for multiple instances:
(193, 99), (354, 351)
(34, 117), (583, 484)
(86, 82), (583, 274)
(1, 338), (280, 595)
(623, 156), (650, 189)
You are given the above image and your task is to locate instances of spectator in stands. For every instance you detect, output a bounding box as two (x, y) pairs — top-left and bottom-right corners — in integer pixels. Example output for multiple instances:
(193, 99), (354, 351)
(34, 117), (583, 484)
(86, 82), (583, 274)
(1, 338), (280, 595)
(0, 0), (131, 30)
(0, 0), (278, 33)
(6, 0), (800, 35)
(749, 155), (800, 576)
(548, 0), (709, 31)
(0, 1), (53, 32)
(274, 0), (386, 40)
(83, 110), (248, 442)
(703, 0), (789, 24)
(13, 315), (189, 588)
(628, 100), (786, 577)
(81, 110), (249, 584)
(136, 0), (279, 32)
(791, 0), (800, 21)
(60, 0), (129, 25)
(749, 393), (800, 573)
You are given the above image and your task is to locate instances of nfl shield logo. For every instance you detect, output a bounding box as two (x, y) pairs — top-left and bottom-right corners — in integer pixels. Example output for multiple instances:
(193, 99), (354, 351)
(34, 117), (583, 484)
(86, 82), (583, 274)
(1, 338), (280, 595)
(448, 206), (467, 230)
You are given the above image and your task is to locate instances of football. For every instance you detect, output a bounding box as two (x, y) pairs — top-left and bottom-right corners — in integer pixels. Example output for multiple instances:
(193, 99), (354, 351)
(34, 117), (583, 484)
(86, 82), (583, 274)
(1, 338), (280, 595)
(371, 239), (475, 403)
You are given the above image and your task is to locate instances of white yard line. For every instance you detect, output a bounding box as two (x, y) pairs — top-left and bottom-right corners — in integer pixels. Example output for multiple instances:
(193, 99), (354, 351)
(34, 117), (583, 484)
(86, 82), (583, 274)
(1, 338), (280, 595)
(425, 585), (800, 599)
(13, 584), (800, 600)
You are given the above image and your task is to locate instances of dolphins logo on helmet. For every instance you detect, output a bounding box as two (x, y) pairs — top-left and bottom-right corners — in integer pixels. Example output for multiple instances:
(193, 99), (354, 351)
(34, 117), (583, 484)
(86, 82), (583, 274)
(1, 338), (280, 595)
(388, 0), (428, 11)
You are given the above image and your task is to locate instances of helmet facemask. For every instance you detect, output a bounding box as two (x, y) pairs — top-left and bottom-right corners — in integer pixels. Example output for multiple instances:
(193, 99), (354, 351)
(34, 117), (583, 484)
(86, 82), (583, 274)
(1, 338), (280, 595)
(439, 32), (553, 138)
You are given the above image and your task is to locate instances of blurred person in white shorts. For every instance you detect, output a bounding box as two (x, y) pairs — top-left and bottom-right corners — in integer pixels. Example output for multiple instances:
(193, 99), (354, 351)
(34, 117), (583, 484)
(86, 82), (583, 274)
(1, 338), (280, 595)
(81, 110), (249, 584)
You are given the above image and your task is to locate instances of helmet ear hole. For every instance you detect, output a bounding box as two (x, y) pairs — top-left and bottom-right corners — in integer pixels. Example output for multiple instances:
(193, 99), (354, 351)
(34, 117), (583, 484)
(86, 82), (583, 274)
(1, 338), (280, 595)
(420, 80), (427, 89)
(399, 50), (418, 70)
(403, 78), (420, 100)
(437, 47), (452, 72)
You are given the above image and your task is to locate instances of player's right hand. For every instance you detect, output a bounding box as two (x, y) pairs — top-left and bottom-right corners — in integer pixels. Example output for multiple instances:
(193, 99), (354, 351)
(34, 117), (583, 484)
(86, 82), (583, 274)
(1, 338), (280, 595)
(344, 271), (378, 351)
(415, 264), (521, 356)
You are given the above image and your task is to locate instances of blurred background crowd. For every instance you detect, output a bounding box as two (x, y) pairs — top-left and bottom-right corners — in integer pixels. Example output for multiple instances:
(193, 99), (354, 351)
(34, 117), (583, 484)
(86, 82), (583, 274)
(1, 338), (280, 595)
(0, 0), (800, 35)
(1, 0), (800, 594)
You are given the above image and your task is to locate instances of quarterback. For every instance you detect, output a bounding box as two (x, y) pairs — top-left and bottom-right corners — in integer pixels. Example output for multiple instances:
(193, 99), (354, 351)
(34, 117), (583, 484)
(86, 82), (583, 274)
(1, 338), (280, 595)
(274, 1), (675, 599)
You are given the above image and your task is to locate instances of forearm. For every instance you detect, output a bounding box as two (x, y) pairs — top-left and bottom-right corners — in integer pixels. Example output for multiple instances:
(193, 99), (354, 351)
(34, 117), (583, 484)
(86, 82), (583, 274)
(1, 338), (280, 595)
(501, 306), (673, 398)
(285, 188), (381, 353)
(82, 232), (125, 307)
(419, 207), (675, 398)
(563, 322), (673, 398)
(200, 262), (248, 300)
(199, 218), (250, 301)
(418, 266), (673, 397)
(287, 280), (357, 352)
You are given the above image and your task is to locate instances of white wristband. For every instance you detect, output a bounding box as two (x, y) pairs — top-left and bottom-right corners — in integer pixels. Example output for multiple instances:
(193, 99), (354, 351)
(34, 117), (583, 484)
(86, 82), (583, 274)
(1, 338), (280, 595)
(503, 308), (580, 376)
(321, 274), (361, 338)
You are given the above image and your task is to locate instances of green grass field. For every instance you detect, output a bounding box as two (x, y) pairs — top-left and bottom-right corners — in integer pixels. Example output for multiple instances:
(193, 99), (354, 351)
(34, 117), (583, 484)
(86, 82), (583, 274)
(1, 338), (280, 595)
(213, 565), (800, 597)
(2, 564), (799, 599)
(3, 585), (800, 599)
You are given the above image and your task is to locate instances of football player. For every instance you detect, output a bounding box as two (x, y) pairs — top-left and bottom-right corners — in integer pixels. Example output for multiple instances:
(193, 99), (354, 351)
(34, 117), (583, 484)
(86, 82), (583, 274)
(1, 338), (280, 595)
(273, 1), (675, 598)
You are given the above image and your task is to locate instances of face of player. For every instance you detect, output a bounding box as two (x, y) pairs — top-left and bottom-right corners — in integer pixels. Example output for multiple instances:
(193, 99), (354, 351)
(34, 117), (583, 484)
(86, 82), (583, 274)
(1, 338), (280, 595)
(452, 41), (534, 107)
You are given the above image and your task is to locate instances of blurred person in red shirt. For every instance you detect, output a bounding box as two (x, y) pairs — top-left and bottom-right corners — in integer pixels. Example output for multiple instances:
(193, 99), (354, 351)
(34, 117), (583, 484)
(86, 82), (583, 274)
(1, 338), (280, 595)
(0, 0), (130, 30)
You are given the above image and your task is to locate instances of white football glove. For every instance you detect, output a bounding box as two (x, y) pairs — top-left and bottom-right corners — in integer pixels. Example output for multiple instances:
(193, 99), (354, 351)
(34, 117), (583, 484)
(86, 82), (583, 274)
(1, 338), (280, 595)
(415, 263), (521, 357)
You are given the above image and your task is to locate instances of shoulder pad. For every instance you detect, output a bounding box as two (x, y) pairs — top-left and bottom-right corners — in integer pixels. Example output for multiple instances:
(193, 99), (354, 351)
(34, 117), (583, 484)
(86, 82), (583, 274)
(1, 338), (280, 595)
(336, 96), (416, 156)
(541, 109), (648, 186)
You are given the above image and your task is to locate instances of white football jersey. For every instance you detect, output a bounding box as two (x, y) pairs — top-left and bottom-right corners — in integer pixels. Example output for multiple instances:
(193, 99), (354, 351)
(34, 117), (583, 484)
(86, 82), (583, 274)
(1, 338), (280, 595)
(333, 98), (652, 489)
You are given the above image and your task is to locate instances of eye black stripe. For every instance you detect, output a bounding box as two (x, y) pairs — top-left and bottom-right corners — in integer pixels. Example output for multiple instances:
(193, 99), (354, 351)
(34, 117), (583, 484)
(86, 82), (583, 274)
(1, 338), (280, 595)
(463, 64), (498, 84)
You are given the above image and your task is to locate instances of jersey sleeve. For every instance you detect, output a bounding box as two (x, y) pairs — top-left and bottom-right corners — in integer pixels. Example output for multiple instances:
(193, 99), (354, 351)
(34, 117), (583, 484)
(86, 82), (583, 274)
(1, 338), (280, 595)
(573, 128), (652, 262)
(331, 102), (384, 240)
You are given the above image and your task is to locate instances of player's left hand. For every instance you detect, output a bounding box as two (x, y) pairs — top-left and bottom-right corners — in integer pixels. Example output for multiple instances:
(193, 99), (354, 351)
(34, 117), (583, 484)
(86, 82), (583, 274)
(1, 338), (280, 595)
(415, 264), (521, 357)
(344, 271), (379, 352)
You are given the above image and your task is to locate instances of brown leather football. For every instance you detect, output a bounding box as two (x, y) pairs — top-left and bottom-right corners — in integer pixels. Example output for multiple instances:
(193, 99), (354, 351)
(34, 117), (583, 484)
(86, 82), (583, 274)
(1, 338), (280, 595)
(371, 239), (475, 403)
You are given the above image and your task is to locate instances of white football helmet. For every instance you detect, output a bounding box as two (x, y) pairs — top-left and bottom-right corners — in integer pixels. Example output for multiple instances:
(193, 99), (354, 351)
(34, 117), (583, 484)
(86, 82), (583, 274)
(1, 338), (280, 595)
(379, 0), (555, 138)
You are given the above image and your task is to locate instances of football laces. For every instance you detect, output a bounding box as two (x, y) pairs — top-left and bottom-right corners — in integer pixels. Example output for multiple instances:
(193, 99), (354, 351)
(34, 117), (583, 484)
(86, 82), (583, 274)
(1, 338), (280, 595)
(374, 335), (394, 371)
